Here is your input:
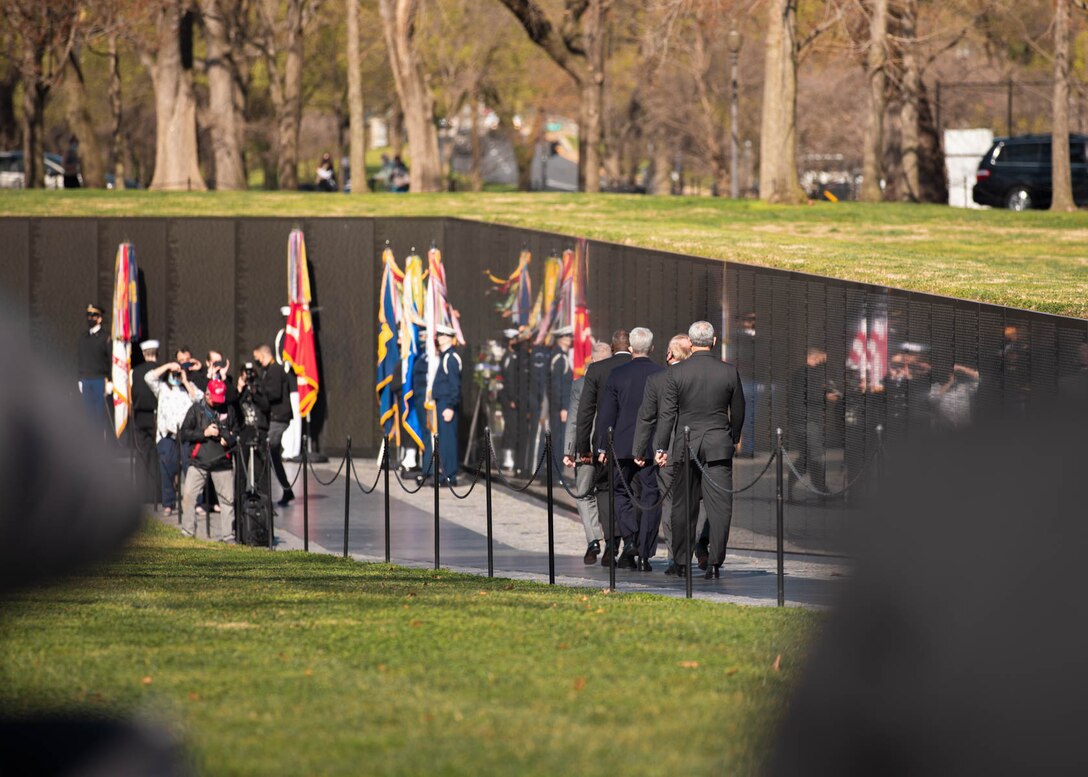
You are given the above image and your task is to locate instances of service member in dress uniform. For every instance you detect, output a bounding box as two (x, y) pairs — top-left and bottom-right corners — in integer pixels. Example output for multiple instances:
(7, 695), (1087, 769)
(77, 303), (112, 434)
(497, 329), (521, 471)
(548, 326), (574, 454)
(420, 325), (462, 485)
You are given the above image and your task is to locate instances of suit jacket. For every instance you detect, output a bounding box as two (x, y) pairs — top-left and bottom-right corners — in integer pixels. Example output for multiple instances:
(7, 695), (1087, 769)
(549, 349), (572, 420)
(632, 366), (669, 460)
(574, 351), (632, 455)
(653, 350), (746, 461)
(564, 377), (585, 455)
(596, 357), (664, 459)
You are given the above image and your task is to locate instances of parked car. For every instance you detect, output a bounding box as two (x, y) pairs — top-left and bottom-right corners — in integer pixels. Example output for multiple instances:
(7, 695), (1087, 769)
(0, 151), (70, 189)
(972, 134), (1088, 210)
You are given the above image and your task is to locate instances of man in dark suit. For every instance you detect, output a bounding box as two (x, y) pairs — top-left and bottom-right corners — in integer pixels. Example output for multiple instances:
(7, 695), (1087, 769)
(596, 327), (664, 571)
(574, 330), (631, 565)
(130, 339), (162, 504)
(633, 333), (702, 575)
(652, 321), (745, 579)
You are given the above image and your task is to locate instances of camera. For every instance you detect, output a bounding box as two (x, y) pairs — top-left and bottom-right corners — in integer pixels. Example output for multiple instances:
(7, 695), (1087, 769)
(243, 361), (259, 384)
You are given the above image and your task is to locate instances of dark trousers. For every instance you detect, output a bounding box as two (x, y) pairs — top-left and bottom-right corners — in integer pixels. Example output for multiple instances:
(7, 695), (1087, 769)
(157, 437), (181, 509)
(79, 378), (110, 435)
(134, 424), (160, 503)
(267, 420), (292, 491)
(670, 458), (733, 567)
(791, 421), (826, 495)
(614, 459), (661, 559)
(423, 411), (459, 480)
(593, 461), (616, 542)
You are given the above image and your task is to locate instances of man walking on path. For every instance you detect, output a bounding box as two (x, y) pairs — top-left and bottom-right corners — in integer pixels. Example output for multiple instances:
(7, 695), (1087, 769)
(564, 341), (611, 564)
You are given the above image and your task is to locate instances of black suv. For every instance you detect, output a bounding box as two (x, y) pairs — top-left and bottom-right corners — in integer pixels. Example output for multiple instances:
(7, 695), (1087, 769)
(972, 134), (1088, 210)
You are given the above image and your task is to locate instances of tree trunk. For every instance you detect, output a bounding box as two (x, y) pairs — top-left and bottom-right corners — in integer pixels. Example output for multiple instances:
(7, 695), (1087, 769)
(916, 84), (947, 203)
(651, 134), (671, 195)
(149, 4), (206, 191)
(21, 78), (45, 189)
(861, 0), (887, 202)
(267, 0), (303, 190)
(469, 88), (482, 192)
(759, 0), (805, 203)
(0, 69), (18, 151)
(108, 32), (126, 188)
(897, 0), (921, 202)
(62, 52), (106, 188)
(390, 102), (403, 157)
(201, 0), (247, 190)
(346, 0), (368, 193)
(581, 0), (606, 193)
(378, 0), (441, 192)
(1052, 0), (1075, 211)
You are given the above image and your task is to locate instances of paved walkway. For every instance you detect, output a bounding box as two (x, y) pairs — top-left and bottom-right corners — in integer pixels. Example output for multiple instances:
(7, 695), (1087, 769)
(159, 458), (849, 609)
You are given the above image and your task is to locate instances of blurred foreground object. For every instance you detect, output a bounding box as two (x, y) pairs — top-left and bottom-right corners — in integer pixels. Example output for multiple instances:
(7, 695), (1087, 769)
(769, 388), (1088, 776)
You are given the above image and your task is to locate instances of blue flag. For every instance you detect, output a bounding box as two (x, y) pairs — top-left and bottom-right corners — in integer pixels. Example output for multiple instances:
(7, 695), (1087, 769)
(376, 250), (402, 440)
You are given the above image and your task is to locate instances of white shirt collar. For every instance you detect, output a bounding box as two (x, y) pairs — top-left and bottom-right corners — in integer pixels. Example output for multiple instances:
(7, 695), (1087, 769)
(89, 325), (101, 335)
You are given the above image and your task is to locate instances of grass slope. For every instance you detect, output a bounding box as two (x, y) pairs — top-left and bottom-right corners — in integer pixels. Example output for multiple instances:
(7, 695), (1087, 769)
(0, 522), (814, 776)
(1, 191), (1086, 317)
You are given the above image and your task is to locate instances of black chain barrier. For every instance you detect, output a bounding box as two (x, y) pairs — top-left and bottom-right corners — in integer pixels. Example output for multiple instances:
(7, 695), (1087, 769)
(783, 445), (881, 498)
(308, 452), (348, 486)
(443, 460), (485, 500)
(284, 455), (304, 489)
(349, 445), (385, 495)
(686, 447), (780, 496)
(391, 455), (435, 494)
(486, 434), (548, 493)
(548, 451), (599, 500)
(604, 441), (682, 511)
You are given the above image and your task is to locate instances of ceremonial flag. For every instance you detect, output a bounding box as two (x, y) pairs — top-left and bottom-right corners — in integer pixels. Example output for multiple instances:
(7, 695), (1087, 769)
(533, 253), (563, 344)
(399, 250), (426, 450)
(571, 238), (592, 379)
(423, 244), (463, 429)
(377, 246), (403, 440)
(486, 249), (532, 329)
(111, 242), (139, 438)
(282, 229), (320, 417)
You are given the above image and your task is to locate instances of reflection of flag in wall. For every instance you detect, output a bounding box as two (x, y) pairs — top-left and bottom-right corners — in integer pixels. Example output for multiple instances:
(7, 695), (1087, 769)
(399, 250), (425, 450)
(533, 253), (563, 344)
(111, 242), (139, 438)
(846, 313), (888, 392)
(376, 247), (403, 440)
(486, 249), (532, 329)
(283, 229), (320, 417)
(571, 239), (592, 378)
(423, 245), (464, 427)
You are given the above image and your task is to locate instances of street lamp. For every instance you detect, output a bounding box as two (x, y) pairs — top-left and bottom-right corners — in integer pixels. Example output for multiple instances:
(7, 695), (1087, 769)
(727, 28), (743, 199)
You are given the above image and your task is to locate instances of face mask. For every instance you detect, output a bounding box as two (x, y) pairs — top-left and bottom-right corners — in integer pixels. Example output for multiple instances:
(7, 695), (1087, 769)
(167, 374), (181, 387)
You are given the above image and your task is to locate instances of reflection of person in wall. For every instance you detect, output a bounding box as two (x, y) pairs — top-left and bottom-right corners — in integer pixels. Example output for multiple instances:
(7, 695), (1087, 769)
(927, 363), (980, 431)
(788, 345), (842, 499)
(733, 311), (758, 457)
(1059, 342), (1088, 398)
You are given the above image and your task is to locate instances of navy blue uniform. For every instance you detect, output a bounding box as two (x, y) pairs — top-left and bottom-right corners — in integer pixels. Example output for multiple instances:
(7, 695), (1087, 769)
(426, 346), (462, 481)
(548, 348), (572, 454)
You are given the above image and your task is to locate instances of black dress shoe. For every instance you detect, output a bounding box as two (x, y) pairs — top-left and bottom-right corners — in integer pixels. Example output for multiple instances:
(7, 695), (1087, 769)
(695, 546), (709, 571)
(703, 564), (721, 580)
(617, 549), (638, 570)
(638, 559), (652, 572)
(664, 561), (678, 576)
(277, 488), (295, 508)
(674, 564), (687, 578)
(583, 540), (600, 565)
(600, 544), (615, 567)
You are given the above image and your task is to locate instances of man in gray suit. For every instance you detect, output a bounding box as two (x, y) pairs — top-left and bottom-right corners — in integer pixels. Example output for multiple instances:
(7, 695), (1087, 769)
(564, 342), (612, 564)
(652, 321), (745, 580)
(633, 333), (696, 575)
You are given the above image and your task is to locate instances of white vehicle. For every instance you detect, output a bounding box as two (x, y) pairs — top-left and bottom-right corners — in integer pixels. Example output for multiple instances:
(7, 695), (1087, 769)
(0, 151), (70, 189)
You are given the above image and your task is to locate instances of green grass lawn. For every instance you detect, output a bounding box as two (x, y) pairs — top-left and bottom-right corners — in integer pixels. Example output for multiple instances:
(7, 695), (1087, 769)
(0, 522), (814, 776)
(1, 191), (1085, 317)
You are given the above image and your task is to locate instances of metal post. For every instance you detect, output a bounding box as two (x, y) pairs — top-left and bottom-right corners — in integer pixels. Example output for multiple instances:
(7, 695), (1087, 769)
(433, 434), (440, 570)
(776, 428), (785, 607)
(383, 439), (391, 563)
(343, 436), (351, 558)
(267, 443), (275, 550)
(485, 428), (494, 578)
(684, 427), (692, 600)
(546, 431), (555, 585)
(607, 427), (616, 592)
(302, 429), (309, 552)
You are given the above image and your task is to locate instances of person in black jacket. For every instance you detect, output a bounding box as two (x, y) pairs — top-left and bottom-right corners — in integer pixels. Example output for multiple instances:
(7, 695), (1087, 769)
(253, 344), (294, 506)
(130, 339), (162, 503)
(574, 330), (632, 565)
(548, 327), (574, 454)
(419, 327), (462, 485)
(652, 321), (745, 580)
(178, 379), (239, 541)
(77, 303), (111, 434)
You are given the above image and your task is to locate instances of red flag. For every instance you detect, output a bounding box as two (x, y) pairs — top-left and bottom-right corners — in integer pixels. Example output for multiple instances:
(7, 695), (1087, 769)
(571, 238), (592, 379)
(282, 229), (320, 417)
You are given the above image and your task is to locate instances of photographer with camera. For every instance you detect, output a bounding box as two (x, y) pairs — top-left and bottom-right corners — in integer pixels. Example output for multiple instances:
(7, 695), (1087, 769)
(144, 360), (204, 516)
(252, 344), (295, 506)
(178, 379), (239, 541)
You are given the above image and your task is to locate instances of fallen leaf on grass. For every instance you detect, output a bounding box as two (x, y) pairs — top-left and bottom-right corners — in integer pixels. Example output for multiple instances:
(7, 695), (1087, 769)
(772, 654), (782, 671)
(141, 676), (153, 686)
(725, 668), (739, 677)
(558, 643), (570, 650)
(187, 692), (200, 701)
(573, 676), (587, 691)
(410, 619), (423, 628)
(478, 591), (488, 596)
(580, 595), (589, 601)
(304, 668), (314, 677)
(678, 661), (700, 669)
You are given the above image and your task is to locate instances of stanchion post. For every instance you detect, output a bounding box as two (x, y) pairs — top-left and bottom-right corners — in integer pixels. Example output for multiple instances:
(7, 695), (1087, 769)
(302, 429), (310, 552)
(485, 428), (494, 578)
(383, 439), (391, 563)
(546, 431), (555, 585)
(607, 427), (616, 592)
(266, 443), (275, 550)
(776, 427), (785, 607)
(684, 427), (692, 600)
(433, 434), (440, 570)
(343, 436), (352, 558)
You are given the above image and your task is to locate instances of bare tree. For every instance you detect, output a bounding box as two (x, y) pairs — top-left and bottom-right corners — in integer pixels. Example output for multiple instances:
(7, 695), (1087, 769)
(860, 0), (887, 201)
(200, 0), (249, 190)
(378, 0), (441, 192)
(1051, 0), (1074, 211)
(62, 49), (107, 187)
(346, 0), (368, 193)
(496, 0), (611, 192)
